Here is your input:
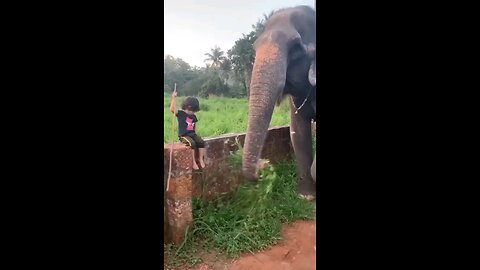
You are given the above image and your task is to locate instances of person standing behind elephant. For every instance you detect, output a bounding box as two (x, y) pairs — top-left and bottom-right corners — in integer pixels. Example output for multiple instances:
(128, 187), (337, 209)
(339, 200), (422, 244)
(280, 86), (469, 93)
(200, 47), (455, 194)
(169, 91), (206, 170)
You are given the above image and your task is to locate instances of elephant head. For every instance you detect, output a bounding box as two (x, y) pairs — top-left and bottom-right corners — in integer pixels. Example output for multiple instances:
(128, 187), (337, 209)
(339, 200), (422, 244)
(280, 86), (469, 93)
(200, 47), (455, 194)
(242, 6), (316, 180)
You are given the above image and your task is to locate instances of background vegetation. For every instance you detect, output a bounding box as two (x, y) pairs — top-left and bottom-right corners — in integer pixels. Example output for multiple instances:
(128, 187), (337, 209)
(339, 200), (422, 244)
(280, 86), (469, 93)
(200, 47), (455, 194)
(164, 95), (290, 143)
(164, 12), (274, 99)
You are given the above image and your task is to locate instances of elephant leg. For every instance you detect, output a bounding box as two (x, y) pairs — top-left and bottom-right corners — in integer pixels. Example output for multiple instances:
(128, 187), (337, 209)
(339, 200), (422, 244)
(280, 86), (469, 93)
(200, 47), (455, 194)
(290, 97), (315, 199)
(311, 156), (316, 182)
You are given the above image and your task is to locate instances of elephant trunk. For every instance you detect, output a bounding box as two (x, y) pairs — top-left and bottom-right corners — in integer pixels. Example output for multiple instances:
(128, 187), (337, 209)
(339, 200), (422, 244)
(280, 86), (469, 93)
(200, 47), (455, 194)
(242, 43), (287, 180)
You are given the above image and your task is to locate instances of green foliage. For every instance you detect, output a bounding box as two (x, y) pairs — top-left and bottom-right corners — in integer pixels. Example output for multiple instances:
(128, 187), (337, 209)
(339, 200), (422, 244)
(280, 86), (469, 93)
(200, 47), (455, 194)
(164, 160), (316, 267)
(199, 71), (229, 98)
(227, 33), (255, 96)
(164, 96), (290, 143)
(181, 74), (208, 97)
(164, 55), (198, 92)
(204, 46), (227, 69)
(228, 82), (247, 98)
(226, 11), (273, 98)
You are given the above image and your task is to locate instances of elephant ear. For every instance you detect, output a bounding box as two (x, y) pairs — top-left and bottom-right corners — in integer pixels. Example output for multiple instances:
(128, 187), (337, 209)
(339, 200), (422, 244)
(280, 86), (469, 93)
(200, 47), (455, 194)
(306, 43), (316, 86)
(309, 60), (316, 86)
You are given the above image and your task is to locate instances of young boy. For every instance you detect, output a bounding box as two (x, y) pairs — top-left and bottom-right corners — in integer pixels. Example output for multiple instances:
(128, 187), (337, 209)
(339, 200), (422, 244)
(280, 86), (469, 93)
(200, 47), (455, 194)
(170, 90), (206, 170)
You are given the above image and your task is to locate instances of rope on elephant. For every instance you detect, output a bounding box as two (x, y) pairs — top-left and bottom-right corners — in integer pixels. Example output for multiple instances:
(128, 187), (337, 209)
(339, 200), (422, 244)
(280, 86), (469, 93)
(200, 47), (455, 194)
(292, 86), (312, 114)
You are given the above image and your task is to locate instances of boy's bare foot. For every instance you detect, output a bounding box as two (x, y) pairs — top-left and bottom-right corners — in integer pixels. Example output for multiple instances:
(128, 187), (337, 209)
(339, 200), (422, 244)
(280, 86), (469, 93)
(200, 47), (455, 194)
(192, 163), (199, 170)
(199, 159), (206, 169)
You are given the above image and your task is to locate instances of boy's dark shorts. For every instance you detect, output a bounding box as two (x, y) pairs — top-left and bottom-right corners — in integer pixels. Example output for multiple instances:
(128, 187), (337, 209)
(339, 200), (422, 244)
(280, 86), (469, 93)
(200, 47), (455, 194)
(179, 133), (205, 149)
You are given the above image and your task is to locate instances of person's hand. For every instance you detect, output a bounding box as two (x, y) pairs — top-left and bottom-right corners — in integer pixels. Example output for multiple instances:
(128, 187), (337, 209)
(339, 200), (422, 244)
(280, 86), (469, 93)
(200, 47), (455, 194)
(172, 91), (177, 97)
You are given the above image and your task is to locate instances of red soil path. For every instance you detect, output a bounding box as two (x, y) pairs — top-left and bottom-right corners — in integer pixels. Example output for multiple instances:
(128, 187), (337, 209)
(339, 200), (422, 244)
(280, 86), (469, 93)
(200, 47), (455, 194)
(180, 220), (316, 270)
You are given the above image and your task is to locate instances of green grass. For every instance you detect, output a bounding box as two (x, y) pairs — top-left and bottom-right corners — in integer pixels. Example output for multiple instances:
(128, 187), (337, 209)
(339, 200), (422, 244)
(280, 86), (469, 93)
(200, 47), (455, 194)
(164, 155), (316, 267)
(164, 96), (291, 143)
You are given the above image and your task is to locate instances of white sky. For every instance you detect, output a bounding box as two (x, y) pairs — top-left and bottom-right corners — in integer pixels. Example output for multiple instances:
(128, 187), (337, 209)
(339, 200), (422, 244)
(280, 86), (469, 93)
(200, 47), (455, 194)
(164, 0), (315, 67)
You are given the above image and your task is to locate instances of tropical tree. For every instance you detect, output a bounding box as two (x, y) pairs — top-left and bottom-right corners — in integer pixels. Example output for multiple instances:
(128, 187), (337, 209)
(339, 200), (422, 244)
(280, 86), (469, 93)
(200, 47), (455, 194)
(219, 58), (232, 84)
(164, 55), (197, 92)
(204, 46), (226, 69)
(227, 32), (255, 97)
(227, 11), (274, 98)
(199, 71), (229, 98)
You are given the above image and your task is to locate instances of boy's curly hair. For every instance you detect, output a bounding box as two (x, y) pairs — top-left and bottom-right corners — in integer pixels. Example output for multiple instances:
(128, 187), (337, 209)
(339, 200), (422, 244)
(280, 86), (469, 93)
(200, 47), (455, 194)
(181, 96), (200, 112)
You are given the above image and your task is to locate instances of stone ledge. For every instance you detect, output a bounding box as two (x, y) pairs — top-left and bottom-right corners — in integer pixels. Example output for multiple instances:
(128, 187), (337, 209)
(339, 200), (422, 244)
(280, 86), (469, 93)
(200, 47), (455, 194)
(164, 125), (293, 245)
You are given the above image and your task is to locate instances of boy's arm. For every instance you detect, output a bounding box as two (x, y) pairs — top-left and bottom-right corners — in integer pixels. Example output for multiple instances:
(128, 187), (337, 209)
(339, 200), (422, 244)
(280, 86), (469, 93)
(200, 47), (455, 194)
(169, 91), (177, 115)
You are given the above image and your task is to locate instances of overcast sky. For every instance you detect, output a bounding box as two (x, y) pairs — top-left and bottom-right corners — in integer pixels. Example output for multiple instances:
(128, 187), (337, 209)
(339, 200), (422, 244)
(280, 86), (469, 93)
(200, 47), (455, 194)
(164, 0), (315, 67)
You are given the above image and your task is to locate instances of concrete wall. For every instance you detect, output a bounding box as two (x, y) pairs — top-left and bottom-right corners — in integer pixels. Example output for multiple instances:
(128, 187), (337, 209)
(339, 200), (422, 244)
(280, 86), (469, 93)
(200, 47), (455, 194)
(163, 126), (294, 245)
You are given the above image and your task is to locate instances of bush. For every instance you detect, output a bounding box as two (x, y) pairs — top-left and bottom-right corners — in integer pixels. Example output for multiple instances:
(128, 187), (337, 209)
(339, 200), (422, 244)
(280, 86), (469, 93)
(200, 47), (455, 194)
(182, 75), (209, 97)
(199, 73), (229, 98)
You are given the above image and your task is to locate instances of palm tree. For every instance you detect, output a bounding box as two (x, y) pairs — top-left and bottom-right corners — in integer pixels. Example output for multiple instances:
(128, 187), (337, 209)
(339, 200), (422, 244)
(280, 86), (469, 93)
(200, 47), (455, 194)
(204, 46), (226, 69)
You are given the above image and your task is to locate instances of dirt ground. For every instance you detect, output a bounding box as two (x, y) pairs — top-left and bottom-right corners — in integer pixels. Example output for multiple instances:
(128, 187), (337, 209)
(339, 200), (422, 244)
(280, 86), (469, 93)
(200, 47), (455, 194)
(169, 220), (316, 270)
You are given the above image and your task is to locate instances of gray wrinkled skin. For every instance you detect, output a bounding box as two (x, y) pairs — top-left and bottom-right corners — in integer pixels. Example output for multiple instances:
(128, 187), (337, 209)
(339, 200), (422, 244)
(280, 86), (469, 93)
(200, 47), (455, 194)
(242, 6), (316, 197)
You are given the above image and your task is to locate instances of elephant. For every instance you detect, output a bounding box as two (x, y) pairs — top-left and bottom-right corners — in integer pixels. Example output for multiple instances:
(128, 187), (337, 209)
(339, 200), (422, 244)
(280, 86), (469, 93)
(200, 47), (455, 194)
(242, 6), (317, 199)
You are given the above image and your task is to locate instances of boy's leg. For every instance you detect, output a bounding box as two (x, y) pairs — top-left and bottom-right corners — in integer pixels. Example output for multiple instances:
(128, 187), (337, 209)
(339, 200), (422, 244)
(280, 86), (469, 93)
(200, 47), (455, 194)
(180, 135), (200, 170)
(191, 149), (199, 170)
(192, 134), (206, 168)
(198, 148), (206, 168)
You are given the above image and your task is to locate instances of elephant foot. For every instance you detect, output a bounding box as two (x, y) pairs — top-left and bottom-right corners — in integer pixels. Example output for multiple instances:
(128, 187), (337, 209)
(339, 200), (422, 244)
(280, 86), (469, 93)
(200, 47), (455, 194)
(258, 159), (270, 170)
(298, 179), (316, 201)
